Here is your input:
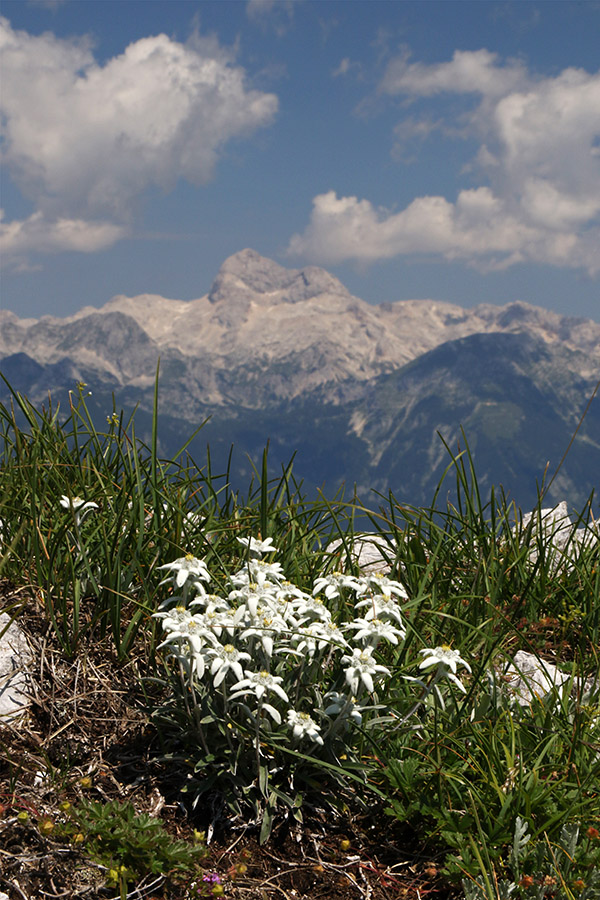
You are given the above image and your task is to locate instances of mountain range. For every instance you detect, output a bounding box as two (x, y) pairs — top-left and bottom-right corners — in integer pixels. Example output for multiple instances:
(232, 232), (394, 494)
(1, 248), (599, 510)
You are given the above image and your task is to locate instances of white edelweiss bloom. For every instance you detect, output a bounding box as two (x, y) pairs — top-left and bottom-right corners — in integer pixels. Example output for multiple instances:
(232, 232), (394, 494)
(59, 495), (99, 526)
(208, 643), (252, 687)
(237, 535), (278, 558)
(418, 645), (472, 693)
(260, 585), (306, 625)
(195, 607), (238, 641)
(287, 709), (323, 744)
(156, 606), (214, 651)
(296, 594), (333, 624)
(229, 669), (289, 704)
(353, 572), (408, 601)
(341, 646), (391, 695)
(419, 645), (471, 675)
(228, 582), (276, 617)
(154, 604), (195, 632)
(189, 593), (231, 613)
(231, 559), (284, 589)
(344, 616), (405, 647)
(240, 608), (289, 658)
(292, 621), (347, 658)
(354, 593), (405, 625)
(323, 691), (363, 726)
(312, 572), (361, 600)
(155, 607), (214, 678)
(60, 495), (99, 512)
(158, 554), (211, 589)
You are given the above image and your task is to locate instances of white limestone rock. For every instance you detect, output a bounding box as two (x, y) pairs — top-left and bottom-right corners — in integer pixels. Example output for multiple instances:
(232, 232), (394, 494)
(327, 533), (394, 574)
(0, 612), (33, 722)
(518, 501), (599, 569)
(496, 650), (599, 707)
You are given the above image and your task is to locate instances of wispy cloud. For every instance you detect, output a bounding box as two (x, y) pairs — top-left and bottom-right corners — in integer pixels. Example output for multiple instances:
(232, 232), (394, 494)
(246, 0), (296, 36)
(0, 17), (278, 264)
(289, 50), (600, 275)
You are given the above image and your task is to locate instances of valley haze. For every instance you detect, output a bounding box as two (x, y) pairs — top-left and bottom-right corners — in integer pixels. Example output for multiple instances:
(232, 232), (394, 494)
(1, 250), (599, 511)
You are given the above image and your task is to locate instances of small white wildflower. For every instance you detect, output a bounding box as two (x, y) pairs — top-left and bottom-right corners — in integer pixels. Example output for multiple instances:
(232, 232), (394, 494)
(230, 669), (289, 704)
(345, 616), (405, 647)
(208, 644), (251, 687)
(341, 646), (391, 694)
(237, 536), (277, 558)
(312, 572), (361, 600)
(230, 558), (284, 589)
(353, 572), (408, 601)
(158, 554), (211, 590)
(240, 608), (289, 658)
(60, 495), (98, 512)
(296, 594), (333, 623)
(418, 645), (472, 693)
(287, 709), (323, 744)
(354, 593), (405, 625)
(59, 495), (99, 526)
(292, 621), (347, 658)
(323, 691), (363, 726)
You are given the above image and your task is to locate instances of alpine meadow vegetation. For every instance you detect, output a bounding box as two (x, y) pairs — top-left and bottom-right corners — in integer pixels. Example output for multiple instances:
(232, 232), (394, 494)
(0, 379), (598, 900)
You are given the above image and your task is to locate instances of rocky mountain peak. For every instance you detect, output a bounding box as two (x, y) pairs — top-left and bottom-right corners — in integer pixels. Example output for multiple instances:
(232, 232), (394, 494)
(208, 248), (350, 305)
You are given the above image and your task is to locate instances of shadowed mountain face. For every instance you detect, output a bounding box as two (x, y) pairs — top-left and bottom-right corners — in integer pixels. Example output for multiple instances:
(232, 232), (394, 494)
(1, 250), (599, 510)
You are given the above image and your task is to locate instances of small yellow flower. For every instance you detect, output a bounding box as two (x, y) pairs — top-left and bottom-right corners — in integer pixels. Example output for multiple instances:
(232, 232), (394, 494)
(78, 776), (93, 789)
(17, 811), (29, 823)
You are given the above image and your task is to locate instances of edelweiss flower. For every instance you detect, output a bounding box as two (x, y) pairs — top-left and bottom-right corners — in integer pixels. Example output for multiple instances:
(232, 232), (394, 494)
(341, 646), (391, 694)
(230, 559), (284, 589)
(345, 616), (405, 646)
(59, 495), (99, 526)
(292, 621), (347, 658)
(230, 669), (289, 703)
(158, 554), (211, 589)
(354, 593), (405, 625)
(418, 645), (471, 693)
(228, 582), (276, 617)
(240, 608), (289, 658)
(287, 709), (323, 744)
(229, 669), (289, 723)
(353, 572), (408, 601)
(237, 536), (277, 558)
(208, 644), (251, 687)
(155, 606), (214, 677)
(59, 495), (99, 513)
(312, 572), (361, 600)
(296, 594), (333, 623)
(323, 691), (363, 726)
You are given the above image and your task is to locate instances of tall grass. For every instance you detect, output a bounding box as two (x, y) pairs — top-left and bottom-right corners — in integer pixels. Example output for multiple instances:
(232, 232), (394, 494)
(0, 379), (598, 897)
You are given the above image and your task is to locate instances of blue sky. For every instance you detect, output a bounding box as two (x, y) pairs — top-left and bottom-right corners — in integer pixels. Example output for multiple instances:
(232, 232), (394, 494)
(1, 0), (599, 322)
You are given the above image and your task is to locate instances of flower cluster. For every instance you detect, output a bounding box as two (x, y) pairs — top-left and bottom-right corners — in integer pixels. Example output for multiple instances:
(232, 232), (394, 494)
(154, 541), (414, 746)
(154, 539), (472, 753)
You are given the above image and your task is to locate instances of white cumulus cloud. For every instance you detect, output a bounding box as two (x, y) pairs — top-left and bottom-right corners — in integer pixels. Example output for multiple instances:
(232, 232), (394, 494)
(289, 51), (600, 276)
(0, 17), (278, 263)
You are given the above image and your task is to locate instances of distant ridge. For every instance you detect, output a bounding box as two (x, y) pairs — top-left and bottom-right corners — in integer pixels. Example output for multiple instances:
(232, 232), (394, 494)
(1, 249), (599, 508)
